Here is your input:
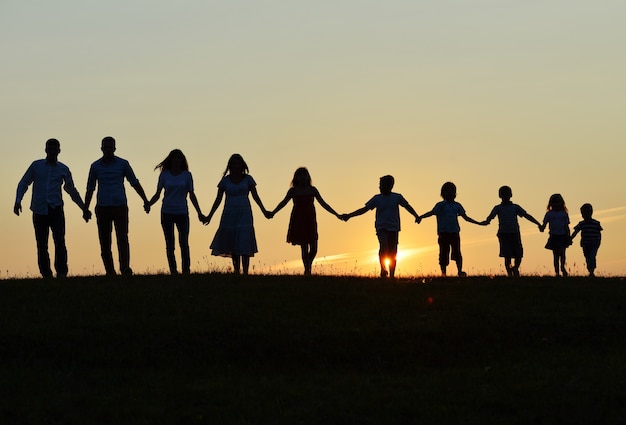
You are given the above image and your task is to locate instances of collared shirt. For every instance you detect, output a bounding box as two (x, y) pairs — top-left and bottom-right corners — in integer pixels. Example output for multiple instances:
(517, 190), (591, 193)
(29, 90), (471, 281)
(87, 156), (140, 207)
(16, 159), (82, 215)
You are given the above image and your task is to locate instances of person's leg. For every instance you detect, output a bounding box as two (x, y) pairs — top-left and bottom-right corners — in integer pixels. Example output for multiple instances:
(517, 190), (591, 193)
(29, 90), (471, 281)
(551, 250), (560, 276)
(49, 206), (68, 277)
(512, 257), (522, 277)
(32, 213), (53, 278)
(161, 213), (177, 274)
(232, 256), (241, 274)
(308, 240), (318, 275)
(377, 231), (389, 277)
(560, 248), (568, 276)
(177, 214), (191, 274)
(450, 233), (464, 276)
(504, 257), (513, 277)
(113, 205), (131, 275)
(96, 206), (116, 275)
(387, 231), (398, 278)
(242, 255), (250, 275)
(438, 234), (451, 276)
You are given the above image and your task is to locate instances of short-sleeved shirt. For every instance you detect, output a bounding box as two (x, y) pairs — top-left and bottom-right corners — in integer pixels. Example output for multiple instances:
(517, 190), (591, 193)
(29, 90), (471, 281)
(15, 159), (82, 215)
(573, 219), (602, 247)
(157, 170), (194, 215)
(486, 203), (527, 234)
(543, 210), (569, 235)
(364, 192), (409, 232)
(87, 156), (140, 207)
(431, 200), (465, 234)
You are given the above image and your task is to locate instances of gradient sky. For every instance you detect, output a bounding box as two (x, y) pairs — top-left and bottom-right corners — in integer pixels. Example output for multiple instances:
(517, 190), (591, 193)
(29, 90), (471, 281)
(2, 0), (625, 278)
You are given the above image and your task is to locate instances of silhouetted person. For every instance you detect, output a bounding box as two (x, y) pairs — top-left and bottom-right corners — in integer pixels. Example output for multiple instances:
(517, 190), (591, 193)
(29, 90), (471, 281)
(14, 138), (91, 278)
(419, 181), (481, 277)
(270, 167), (341, 275)
(203, 154), (271, 275)
(341, 175), (420, 278)
(146, 149), (204, 275)
(84, 136), (149, 276)
(481, 185), (541, 277)
(539, 193), (571, 277)
(571, 203), (602, 277)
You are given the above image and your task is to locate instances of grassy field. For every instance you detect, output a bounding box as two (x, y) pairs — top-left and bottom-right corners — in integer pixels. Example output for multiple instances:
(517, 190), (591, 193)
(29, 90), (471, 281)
(1, 273), (625, 425)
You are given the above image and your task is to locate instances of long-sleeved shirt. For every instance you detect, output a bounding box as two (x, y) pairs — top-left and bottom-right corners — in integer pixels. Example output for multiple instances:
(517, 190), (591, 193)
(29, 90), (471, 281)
(86, 156), (140, 207)
(15, 159), (83, 215)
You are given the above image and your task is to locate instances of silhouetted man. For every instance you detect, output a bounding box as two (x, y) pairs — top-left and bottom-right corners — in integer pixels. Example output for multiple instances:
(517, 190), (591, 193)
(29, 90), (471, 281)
(84, 136), (148, 276)
(14, 138), (91, 278)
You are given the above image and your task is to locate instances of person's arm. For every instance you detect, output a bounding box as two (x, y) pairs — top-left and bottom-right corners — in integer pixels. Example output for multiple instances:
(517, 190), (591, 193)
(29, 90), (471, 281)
(522, 212), (541, 227)
(62, 168), (91, 222)
(313, 188), (339, 217)
(250, 186), (271, 218)
(401, 202), (421, 223)
(418, 209), (436, 221)
(132, 182), (149, 205)
(188, 191), (204, 222)
(270, 189), (293, 218)
(204, 188), (225, 225)
(340, 206), (370, 221)
(145, 187), (162, 214)
(14, 164), (34, 216)
(461, 212), (482, 225)
(481, 206), (497, 226)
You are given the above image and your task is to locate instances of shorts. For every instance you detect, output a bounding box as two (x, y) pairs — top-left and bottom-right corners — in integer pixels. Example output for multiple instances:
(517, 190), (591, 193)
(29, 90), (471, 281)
(497, 232), (523, 258)
(438, 232), (461, 266)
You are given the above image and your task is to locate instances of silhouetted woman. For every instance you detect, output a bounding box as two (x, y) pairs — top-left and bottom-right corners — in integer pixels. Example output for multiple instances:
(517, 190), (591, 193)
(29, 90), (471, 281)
(146, 149), (204, 274)
(203, 154), (270, 275)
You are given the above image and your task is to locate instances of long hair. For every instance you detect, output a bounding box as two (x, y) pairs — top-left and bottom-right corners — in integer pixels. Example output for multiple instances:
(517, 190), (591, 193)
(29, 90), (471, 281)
(291, 167), (312, 188)
(547, 193), (567, 212)
(154, 149), (189, 172)
(223, 153), (249, 176)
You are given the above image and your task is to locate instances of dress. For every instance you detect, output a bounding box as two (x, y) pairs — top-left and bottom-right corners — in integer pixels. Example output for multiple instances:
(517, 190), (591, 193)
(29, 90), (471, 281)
(287, 194), (317, 245)
(210, 175), (258, 257)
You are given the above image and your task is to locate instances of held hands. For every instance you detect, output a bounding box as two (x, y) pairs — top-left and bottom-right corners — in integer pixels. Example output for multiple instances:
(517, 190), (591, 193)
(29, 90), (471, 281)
(339, 214), (350, 222)
(82, 209), (92, 223)
(143, 202), (151, 214)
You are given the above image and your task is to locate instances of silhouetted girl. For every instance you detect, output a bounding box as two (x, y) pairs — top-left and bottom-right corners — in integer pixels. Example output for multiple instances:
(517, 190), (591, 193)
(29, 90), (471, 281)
(539, 193), (571, 277)
(146, 149), (204, 274)
(203, 154), (270, 275)
(270, 167), (340, 275)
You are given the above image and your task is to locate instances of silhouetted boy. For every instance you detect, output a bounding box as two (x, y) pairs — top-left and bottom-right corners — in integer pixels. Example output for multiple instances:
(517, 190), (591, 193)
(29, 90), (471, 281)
(341, 175), (420, 278)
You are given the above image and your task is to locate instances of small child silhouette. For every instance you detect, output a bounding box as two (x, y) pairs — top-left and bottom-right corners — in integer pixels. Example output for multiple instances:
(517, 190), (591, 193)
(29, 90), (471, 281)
(539, 193), (571, 277)
(419, 182), (481, 277)
(341, 175), (420, 278)
(570, 203), (602, 277)
(481, 186), (541, 277)
(270, 167), (341, 275)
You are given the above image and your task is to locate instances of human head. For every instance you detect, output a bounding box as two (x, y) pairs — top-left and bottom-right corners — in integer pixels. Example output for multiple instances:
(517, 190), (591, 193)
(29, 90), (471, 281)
(440, 181), (456, 201)
(379, 175), (394, 195)
(45, 138), (60, 158)
(580, 203), (593, 220)
(291, 167), (312, 187)
(101, 136), (116, 159)
(155, 149), (189, 172)
(223, 153), (249, 176)
(547, 193), (567, 212)
(498, 185), (512, 201)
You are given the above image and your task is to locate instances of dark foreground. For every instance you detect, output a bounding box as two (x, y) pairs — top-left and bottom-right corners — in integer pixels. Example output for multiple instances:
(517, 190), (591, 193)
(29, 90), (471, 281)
(1, 274), (625, 425)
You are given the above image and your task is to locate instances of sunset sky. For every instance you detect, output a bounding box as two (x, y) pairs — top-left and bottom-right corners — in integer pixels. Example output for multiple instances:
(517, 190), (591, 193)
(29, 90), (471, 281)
(2, 0), (625, 278)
